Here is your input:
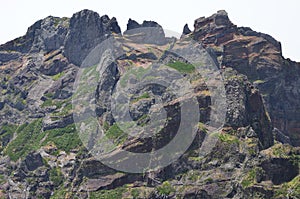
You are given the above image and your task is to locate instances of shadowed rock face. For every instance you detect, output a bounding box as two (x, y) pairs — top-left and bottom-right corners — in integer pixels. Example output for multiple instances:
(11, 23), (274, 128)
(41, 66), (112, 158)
(182, 24), (192, 35)
(64, 9), (122, 66)
(101, 15), (122, 34)
(0, 9), (299, 199)
(64, 10), (105, 66)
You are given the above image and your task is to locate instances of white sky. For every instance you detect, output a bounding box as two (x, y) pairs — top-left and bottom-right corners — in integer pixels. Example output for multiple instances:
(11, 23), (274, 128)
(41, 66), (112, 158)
(0, 0), (299, 61)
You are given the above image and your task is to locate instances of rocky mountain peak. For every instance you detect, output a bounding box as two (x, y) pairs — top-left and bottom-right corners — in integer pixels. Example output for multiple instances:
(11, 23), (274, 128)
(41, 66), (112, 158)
(126, 18), (162, 31)
(101, 15), (121, 34)
(191, 10), (300, 146)
(64, 9), (121, 66)
(182, 23), (192, 35)
(0, 10), (299, 199)
(0, 15), (69, 56)
(126, 18), (141, 30)
(0, 9), (121, 66)
(194, 10), (233, 32)
(124, 18), (166, 45)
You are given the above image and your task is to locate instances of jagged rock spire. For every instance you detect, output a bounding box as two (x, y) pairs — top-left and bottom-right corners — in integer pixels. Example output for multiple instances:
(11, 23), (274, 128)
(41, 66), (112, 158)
(182, 24), (191, 35)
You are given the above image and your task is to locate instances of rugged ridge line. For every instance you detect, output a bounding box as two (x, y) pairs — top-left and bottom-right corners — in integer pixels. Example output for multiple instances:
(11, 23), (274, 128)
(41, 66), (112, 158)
(0, 9), (299, 199)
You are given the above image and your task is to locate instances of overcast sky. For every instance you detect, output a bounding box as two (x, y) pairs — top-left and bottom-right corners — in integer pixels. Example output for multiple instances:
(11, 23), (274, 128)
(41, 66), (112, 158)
(0, 0), (299, 61)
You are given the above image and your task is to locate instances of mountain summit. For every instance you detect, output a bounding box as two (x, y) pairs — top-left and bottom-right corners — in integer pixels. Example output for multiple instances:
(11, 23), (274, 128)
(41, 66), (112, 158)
(0, 10), (299, 199)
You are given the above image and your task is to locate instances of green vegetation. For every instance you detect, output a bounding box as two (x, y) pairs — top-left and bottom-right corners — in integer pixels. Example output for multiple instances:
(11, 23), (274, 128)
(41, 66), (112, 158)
(275, 176), (300, 198)
(188, 156), (203, 162)
(50, 187), (68, 199)
(51, 103), (73, 117)
(218, 133), (239, 144)
(44, 92), (54, 98)
(131, 189), (140, 199)
(241, 168), (257, 188)
(4, 121), (81, 161)
(51, 72), (65, 81)
(41, 99), (53, 107)
(119, 67), (150, 87)
(89, 187), (126, 199)
(73, 65), (99, 99)
(186, 170), (202, 182)
(4, 119), (43, 161)
(137, 114), (150, 127)
(273, 146), (289, 158)
(0, 174), (6, 184)
(166, 61), (195, 73)
(105, 123), (128, 146)
(198, 122), (207, 133)
(0, 124), (17, 149)
(268, 144), (300, 166)
(49, 167), (64, 186)
(1, 89), (7, 95)
(41, 99), (67, 109)
(204, 177), (214, 183)
(132, 92), (150, 103)
(253, 79), (265, 84)
(157, 181), (175, 196)
(43, 124), (81, 153)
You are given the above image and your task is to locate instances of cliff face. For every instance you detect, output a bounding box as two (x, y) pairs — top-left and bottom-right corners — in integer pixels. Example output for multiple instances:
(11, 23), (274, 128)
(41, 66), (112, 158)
(0, 9), (299, 199)
(190, 10), (300, 146)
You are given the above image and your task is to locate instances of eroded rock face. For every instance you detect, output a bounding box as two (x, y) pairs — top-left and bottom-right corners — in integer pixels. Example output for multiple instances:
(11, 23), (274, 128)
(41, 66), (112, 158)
(64, 10), (107, 66)
(0, 9), (299, 199)
(124, 19), (166, 45)
(40, 50), (69, 75)
(126, 18), (141, 30)
(0, 16), (69, 54)
(23, 152), (44, 171)
(101, 15), (122, 34)
(224, 69), (273, 149)
(192, 10), (300, 146)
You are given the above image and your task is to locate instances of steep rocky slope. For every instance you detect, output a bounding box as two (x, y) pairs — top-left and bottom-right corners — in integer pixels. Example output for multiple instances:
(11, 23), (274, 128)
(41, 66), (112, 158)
(0, 9), (299, 199)
(189, 10), (300, 146)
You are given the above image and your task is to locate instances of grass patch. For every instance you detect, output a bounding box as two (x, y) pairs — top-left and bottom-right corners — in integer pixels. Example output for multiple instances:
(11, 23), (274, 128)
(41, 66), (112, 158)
(90, 187), (126, 199)
(132, 92), (150, 103)
(275, 176), (300, 198)
(0, 174), (6, 184)
(4, 119), (43, 161)
(43, 124), (81, 153)
(41, 99), (67, 109)
(105, 123), (128, 146)
(218, 133), (239, 144)
(166, 61), (195, 73)
(0, 124), (17, 149)
(241, 168), (257, 188)
(119, 67), (150, 87)
(198, 122), (207, 133)
(51, 103), (73, 117)
(49, 167), (64, 187)
(1, 89), (7, 95)
(156, 181), (175, 196)
(4, 121), (82, 161)
(50, 187), (68, 199)
(41, 99), (53, 107)
(51, 72), (64, 81)
(189, 156), (203, 162)
(253, 79), (265, 84)
(131, 189), (140, 199)
(44, 92), (54, 98)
